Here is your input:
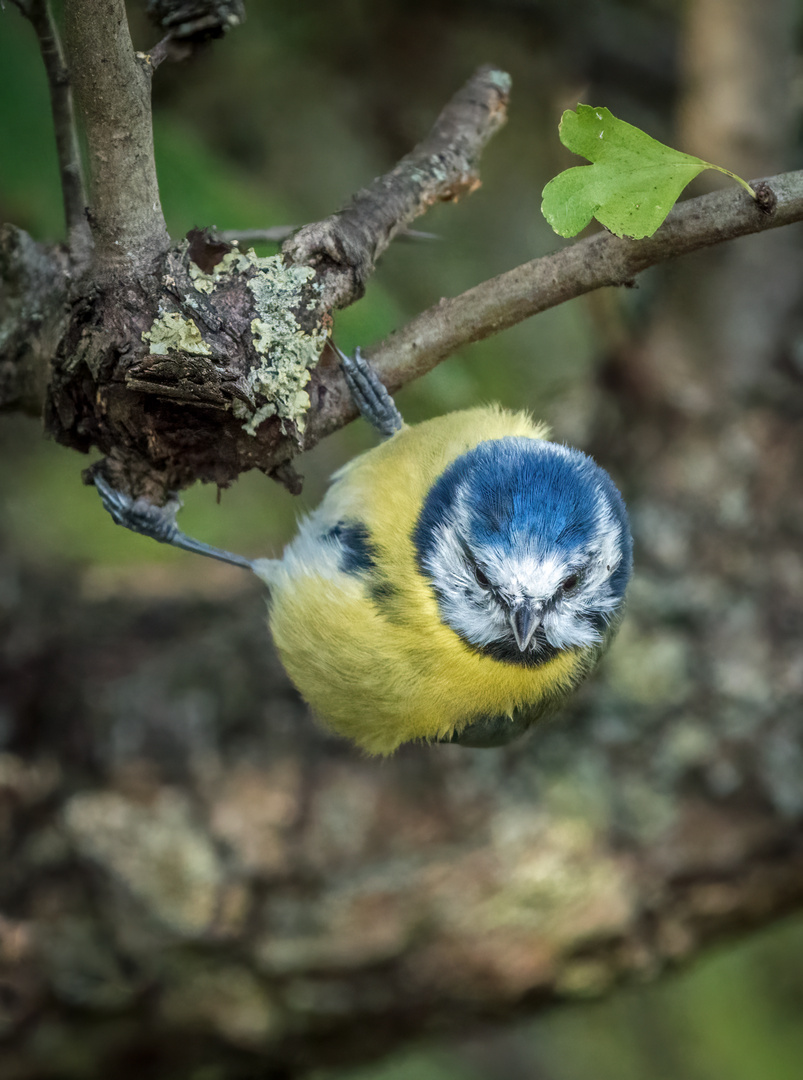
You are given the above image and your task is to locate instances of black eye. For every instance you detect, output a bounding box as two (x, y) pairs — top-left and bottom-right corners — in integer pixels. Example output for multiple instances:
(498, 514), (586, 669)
(474, 565), (490, 588)
(561, 573), (580, 594)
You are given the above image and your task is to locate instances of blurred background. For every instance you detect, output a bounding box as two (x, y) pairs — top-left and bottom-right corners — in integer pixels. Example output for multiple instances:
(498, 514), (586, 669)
(2, 1), (803, 1078)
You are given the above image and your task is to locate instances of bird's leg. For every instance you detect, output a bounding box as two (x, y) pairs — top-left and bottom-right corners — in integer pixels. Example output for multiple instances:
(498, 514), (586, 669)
(337, 346), (404, 437)
(93, 474), (256, 571)
(94, 341), (400, 564)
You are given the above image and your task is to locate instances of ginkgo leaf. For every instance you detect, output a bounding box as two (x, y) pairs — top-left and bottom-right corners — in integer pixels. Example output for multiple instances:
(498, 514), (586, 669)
(541, 105), (755, 240)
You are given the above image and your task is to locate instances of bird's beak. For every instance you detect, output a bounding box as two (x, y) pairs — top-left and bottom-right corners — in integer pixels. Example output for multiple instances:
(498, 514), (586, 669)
(508, 600), (544, 653)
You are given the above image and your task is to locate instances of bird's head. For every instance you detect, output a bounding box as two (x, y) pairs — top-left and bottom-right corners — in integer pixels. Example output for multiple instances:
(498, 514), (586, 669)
(414, 437), (632, 666)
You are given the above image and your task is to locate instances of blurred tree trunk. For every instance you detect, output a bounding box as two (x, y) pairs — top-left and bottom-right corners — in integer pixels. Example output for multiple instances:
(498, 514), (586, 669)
(644, 0), (800, 397)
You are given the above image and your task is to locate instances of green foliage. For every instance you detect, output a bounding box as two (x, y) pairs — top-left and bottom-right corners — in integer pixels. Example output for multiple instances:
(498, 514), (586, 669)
(542, 105), (756, 239)
(0, 8), (64, 239)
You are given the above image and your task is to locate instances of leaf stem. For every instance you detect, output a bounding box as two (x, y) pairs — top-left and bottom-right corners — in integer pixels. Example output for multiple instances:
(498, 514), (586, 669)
(706, 164), (757, 200)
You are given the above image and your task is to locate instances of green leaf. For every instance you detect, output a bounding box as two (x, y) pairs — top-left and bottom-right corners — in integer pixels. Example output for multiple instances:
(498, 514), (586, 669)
(541, 105), (755, 240)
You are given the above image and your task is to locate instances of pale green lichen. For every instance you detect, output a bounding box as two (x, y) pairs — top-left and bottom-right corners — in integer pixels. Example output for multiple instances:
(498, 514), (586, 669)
(38, 917), (140, 1010)
(556, 957), (616, 998)
(487, 69), (512, 94)
(604, 621), (691, 707)
(188, 248), (326, 435)
(238, 315), (324, 436)
(426, 157), (449, 183)
(476, 814), (635, 950)
(142, 311), (212, 356)
(240, 254), (326, 435)
(189, 250), (252, 294)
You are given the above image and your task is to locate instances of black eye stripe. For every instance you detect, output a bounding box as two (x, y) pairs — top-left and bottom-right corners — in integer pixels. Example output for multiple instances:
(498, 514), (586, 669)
(474, 565), (490, 587)
(455, 540), (491, 589)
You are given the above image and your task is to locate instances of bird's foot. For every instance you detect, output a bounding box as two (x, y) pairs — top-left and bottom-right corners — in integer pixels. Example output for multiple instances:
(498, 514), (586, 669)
(93, 474), (255, 571)
(337, 346), (403, 437)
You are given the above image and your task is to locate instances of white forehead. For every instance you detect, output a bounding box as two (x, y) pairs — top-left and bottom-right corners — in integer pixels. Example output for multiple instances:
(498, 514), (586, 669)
(486, 550), (567, 600)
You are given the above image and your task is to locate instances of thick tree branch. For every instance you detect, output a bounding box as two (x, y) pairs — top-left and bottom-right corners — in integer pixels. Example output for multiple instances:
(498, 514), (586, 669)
(14, 65), (510, 502)
(0, 62), (507, 503)
(284, 64), (511, 311)
(62, 0), (169, 272)
(4, 149), (803, 499)
(3, 37), (802, 502)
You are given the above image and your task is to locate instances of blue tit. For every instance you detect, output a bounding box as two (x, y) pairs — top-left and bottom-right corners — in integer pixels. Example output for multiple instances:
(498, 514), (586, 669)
(95, 350), (632, 755)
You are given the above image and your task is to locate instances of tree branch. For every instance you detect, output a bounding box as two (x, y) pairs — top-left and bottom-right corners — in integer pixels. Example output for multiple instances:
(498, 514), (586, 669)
(19, 64), (509, 501)
(4, 37), (803, 502)
(283, 64), (511, 310)
(301, 171), (803, 444)
(363, 173), (803, 395)
(15, 0), (92, 260)
(62, 0), (169, 272)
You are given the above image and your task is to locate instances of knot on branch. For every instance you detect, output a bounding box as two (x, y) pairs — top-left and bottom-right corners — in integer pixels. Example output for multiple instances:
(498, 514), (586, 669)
(49, 240), (330, 499)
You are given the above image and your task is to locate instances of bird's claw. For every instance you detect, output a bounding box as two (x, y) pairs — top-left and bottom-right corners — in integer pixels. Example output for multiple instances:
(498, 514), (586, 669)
(92, 473), (256, 571)
(338, 345), (404, 437)
(93, 474), (181, 544)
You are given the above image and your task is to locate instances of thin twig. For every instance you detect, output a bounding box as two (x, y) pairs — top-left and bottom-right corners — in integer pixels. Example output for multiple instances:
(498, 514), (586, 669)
(216, 225), (299, 245)
(145, 33), (193, 69)
(284, 64), (511, 310)
(215, 225), (440, 247)
(12, 0), (91, 259)
(367, 172), (803, 389)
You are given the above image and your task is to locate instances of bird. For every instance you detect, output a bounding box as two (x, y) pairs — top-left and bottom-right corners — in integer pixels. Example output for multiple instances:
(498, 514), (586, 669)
(95, 348), (632, 755)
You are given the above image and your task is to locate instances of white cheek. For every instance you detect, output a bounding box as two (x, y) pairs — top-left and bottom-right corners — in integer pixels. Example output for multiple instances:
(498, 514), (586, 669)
(440, 592), (508, 649)
(543, 606), (602, 649)
(543, 545), (624, 650)
(422, 523), (509, 648)
(426, 524), (467, 588)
